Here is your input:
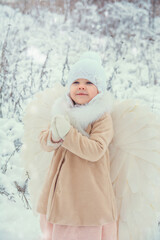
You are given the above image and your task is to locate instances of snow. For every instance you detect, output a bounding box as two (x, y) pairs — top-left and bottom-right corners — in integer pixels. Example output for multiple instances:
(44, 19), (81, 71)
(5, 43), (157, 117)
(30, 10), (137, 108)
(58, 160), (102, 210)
(0, 197), (40, 240)
(0, 1), (160, 239)
(0, 117), (41, 239)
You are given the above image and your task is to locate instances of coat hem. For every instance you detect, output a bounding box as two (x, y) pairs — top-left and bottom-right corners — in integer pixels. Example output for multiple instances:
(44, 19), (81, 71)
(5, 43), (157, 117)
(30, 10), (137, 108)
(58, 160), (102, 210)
(46, 215), (118, 227)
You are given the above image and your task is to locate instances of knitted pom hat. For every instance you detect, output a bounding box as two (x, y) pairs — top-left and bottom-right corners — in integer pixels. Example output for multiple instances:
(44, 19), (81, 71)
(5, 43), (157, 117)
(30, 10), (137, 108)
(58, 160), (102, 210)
(66, 51), (107, 93)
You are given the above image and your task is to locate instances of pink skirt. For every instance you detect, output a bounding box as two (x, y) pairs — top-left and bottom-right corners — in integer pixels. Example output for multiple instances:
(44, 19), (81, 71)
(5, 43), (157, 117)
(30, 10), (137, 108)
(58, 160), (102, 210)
(40, 214), (118, 240)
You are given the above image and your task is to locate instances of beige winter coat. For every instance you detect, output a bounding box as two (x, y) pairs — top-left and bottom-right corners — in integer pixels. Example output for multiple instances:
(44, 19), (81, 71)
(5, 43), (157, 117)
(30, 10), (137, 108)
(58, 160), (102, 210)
(36, 111), (118, 226)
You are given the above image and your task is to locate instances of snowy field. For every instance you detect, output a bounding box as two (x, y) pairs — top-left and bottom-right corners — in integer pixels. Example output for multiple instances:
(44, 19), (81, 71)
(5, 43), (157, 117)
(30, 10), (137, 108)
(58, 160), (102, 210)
(0, 1), (160, 239)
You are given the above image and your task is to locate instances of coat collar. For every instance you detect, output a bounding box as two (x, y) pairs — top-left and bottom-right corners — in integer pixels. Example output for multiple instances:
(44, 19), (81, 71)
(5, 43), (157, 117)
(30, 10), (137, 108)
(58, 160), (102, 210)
(51, 90), (114, 136)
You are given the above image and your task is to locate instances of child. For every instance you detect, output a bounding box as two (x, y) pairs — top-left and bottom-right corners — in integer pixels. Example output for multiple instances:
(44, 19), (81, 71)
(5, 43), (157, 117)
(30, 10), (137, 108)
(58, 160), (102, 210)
(36, 52), (118, 240)
(21, 51), (160, 240)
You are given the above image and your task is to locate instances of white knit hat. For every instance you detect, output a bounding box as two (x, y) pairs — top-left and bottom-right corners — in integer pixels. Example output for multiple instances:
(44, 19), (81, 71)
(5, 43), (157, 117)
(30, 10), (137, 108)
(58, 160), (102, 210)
(66, 51), (107, 93)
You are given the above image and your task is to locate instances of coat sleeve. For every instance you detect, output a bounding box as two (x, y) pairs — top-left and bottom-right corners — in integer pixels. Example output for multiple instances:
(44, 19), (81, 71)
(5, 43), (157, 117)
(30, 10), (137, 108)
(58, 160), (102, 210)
(39, 125), (63, 152)
(62, 113), (114, 162)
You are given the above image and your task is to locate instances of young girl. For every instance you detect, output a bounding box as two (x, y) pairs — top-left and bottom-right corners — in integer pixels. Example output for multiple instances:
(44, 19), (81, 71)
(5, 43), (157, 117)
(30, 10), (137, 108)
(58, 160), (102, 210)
(22, 51), (160, 240)
(36, 52), (118, 240)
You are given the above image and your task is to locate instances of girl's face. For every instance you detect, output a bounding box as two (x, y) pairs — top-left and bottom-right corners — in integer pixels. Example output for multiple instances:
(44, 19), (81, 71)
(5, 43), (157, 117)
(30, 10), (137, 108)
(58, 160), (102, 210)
(70, 78), (99, 105)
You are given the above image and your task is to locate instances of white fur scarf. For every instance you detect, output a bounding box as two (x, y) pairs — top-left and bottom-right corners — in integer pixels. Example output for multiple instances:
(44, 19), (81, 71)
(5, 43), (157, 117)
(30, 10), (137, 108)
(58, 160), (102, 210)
(51, 91), (114, 136)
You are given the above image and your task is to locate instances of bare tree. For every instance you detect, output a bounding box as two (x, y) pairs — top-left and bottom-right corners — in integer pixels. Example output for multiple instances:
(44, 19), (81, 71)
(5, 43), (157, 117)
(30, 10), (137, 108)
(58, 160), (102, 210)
(64, 0), (71, 23)
(148, 0), (156, 29)
(0, 25), (10, 118)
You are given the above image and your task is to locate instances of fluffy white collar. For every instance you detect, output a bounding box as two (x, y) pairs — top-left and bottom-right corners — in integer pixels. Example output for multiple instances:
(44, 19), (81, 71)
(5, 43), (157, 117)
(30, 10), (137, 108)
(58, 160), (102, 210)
(51, 91), (114, 136)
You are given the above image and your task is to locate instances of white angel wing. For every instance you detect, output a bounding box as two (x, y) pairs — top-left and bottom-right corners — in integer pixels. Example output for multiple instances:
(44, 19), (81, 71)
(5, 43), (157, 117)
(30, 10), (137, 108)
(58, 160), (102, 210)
(109, 99), (160, 240)
(20, 83), (66, 213)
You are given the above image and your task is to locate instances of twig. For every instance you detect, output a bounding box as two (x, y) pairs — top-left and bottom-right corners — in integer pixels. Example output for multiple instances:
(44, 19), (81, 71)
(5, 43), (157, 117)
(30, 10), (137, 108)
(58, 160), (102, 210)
(61, 44), (70, 86)
(39, 49), (53, 90)
(14, 178), (31, 209)
(1, 144), (21, 174)
(0, 186), (16, 202)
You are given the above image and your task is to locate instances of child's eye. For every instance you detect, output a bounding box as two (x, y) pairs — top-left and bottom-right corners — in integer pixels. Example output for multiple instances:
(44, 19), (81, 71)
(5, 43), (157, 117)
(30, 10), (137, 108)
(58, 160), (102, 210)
(72, 81), (93, 84)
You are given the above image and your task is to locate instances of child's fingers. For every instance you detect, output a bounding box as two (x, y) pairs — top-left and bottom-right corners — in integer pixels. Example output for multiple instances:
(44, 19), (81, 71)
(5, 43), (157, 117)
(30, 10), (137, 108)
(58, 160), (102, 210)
(50, 118), (61, 142)
(55, 115), (71, 139)
(54, 114), (70, 123)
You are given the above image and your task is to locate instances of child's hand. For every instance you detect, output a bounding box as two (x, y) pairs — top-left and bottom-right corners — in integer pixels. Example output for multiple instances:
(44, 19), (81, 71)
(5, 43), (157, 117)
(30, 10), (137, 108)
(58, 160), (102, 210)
(50, 118), (62, 142)
(54, 114), (71, 140)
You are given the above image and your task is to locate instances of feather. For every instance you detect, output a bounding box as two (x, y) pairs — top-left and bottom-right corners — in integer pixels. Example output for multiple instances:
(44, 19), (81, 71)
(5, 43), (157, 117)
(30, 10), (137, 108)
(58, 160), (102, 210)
(20, 83), (66, 212)
(110, 100), (160, 239)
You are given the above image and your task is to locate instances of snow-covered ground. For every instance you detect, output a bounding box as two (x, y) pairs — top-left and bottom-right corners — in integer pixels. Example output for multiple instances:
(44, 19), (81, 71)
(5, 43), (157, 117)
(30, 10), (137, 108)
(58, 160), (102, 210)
(0, 117), (41, 239)
(0, 1), (160, 239)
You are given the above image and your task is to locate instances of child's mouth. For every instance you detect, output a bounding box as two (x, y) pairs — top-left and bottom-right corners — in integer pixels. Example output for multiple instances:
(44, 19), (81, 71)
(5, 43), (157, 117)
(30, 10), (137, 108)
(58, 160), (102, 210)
(77, 93), (88, 95)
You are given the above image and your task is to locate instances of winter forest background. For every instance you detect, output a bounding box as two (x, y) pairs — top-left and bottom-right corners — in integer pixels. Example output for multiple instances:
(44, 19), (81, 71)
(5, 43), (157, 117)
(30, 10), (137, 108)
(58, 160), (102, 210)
(0, 0), (160, 239)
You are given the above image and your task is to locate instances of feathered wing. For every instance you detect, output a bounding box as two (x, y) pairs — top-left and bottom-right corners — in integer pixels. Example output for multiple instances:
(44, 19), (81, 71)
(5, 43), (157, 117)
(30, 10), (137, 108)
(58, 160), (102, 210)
(109, 99), (160, 240)
(20, 83), (67, 214)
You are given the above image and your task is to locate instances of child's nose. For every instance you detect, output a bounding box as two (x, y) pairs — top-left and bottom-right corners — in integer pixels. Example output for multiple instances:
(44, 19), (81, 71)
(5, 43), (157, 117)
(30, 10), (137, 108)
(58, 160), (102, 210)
(78, 85), (85, 90)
